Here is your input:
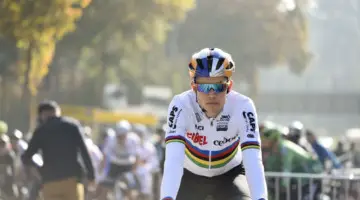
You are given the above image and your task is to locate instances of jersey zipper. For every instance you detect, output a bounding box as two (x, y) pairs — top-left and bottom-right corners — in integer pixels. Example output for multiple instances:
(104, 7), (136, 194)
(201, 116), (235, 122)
(208, 118), (215, 170)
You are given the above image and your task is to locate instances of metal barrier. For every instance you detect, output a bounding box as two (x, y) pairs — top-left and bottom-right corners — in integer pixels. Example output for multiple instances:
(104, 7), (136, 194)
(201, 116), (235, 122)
(265, 171), (360, 200)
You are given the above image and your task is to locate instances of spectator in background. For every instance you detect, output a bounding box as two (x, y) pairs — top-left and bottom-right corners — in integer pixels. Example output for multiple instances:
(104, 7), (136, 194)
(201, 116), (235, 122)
(305, 129), (342, 169)
(152, 123), (166, 200)
(21, 100), (95, 200)
(350, 142), (360, 167)
(334, 141), (346, 157)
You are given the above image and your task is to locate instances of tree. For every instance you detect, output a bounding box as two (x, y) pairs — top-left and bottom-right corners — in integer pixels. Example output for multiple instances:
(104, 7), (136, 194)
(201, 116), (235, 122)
(177, 0), (312, 97)
(0, 0), (91, 130)
(48, 0), (196, 106)
(0, 0), (91, 97)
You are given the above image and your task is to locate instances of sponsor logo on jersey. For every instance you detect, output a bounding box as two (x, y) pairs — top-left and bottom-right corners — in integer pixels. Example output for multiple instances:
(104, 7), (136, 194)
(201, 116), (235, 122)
(195, 124), (204, 131)
(213, 134), (239, 146)
(220, 115), (231, 121)
(216, 114), (230, 131)
(216, 123), (228, 131)
(247, 134), (255, 138)
(195, 113), (202, 122)
(186, 132), (208, 145)
(168, 106), (182, 129)
(242, 111), (256, 132)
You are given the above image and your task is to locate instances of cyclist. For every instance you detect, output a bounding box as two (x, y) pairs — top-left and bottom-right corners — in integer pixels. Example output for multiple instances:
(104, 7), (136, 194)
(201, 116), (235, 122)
(98, 120), (140, 199)
(83, 126), (103, 182)
(132, 124), (159, 200)
(98, 128), (114, 152)
(288, 121), (311, 151)
(7, 129), (28, 199)
(160, 48), (267, 200)
(0, 134), (17, 199)
(261, 124), (323, 200)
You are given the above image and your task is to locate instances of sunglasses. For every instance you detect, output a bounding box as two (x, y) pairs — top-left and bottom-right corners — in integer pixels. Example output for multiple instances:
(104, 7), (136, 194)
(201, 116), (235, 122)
(196, 83), (227, 94)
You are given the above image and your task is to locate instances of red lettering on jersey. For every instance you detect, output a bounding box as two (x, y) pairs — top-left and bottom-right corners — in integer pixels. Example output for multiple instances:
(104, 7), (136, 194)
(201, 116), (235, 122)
(186, 132), (208, 145)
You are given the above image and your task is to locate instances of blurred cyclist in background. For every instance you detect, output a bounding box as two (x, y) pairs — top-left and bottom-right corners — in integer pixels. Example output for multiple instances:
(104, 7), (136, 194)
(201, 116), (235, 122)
(83, 126), (103, 182)
(98, 120), (140, 199)
(261, 123), (323, 200)
(132, 124), (159, 200)
(288, 121), (311, 151)
(0, 134), (17, 199)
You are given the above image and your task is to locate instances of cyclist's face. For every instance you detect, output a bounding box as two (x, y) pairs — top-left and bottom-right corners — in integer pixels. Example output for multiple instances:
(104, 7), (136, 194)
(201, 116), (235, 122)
(116, 134), (127, 143)
(195, 77), (227, 118)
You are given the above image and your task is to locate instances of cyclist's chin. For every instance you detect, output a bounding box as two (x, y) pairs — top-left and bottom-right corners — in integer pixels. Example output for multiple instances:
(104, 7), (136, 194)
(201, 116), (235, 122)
(204, 105), (222, 117)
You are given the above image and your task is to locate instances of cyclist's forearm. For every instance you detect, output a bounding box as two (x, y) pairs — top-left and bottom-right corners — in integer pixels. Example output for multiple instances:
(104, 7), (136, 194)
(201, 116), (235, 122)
(160, 142), (185, 199)
(100, 156), (106, 171)
(242, 149), (268, 199)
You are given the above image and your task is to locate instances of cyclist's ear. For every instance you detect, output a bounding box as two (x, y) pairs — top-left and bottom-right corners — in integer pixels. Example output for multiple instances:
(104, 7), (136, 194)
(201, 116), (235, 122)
(191, 82), (197, 92)
(227, 80), (233, 93)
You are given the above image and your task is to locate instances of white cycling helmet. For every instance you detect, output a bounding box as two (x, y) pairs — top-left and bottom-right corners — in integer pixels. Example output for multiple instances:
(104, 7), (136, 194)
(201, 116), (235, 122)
(289, 121), (304, 131)
(115, 120), (132, 136)
(189, 48), (235, 81)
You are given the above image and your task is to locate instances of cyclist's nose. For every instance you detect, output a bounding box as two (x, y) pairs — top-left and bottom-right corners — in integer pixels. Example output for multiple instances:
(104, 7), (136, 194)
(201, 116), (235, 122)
(208, 89), (216, 97)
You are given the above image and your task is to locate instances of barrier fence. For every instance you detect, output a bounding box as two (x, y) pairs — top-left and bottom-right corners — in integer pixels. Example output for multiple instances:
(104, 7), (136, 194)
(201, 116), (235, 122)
(265, 170), (360, 200)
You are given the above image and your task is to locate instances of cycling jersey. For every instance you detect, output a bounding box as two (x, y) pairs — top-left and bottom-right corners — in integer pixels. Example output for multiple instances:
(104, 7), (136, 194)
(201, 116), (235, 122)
(136, 141), (159, 172)
(103, 132), (140, 165)
(161, 90), (267, 200)
(135, 141), (159, 195)
(84, 138), (103, 181)
(265, 140), (323, 174)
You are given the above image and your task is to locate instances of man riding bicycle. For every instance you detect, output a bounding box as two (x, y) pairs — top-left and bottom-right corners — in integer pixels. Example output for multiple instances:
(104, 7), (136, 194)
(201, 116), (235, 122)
(98, 120), (140, 199)
(0, 134), (17, 199)
(132, 124), (159, 200)
(260, 122), (323, 200)
(160, 48), (268, 200)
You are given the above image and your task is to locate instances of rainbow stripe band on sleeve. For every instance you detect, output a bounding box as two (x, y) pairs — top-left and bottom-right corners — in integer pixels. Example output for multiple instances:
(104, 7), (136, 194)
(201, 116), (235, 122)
(165, 135), (186, 145)
(240, 141), (260, 151)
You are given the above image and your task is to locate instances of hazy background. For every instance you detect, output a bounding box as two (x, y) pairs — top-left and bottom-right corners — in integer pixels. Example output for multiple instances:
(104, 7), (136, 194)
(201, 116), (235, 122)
(0, 0), (359, 136)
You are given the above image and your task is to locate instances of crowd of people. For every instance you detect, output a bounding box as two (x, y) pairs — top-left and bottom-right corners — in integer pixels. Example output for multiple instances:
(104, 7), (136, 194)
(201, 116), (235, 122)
(260, 120), (360, 200)
(0, 103), (359, 200)
(0, 101), (166, 200)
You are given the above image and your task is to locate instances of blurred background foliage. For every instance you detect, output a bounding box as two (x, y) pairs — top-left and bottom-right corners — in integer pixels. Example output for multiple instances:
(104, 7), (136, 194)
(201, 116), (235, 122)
(0, 0), (310, 130)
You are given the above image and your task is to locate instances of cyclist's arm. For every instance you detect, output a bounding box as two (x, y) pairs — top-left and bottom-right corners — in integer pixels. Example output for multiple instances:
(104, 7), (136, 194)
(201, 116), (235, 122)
(160, 96), (187, 200)
(99, 136), (112, 171)
(328, 151), (342, 169)
(143, 143), (159, 171)
(280, 145), (294, 187)
(7, 150), (16, 176)
(21, 128), (42, 165)
(238, 98), (268, 200)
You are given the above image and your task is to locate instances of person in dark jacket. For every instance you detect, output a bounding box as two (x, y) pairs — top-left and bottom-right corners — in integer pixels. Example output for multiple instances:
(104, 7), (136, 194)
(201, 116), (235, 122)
(21, 100), (95, 200)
